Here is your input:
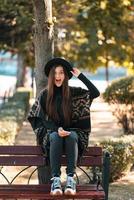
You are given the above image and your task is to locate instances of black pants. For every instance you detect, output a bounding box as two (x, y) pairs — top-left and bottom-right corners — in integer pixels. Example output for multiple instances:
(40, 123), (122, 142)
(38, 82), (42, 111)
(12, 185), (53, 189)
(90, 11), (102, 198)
(49, 131), (78, 177)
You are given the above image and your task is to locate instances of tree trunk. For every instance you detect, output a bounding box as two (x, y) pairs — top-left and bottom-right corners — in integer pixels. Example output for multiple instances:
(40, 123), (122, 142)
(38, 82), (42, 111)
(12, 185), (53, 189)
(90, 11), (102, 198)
(32, 0), (54, 184)
(32, 0), (54, 96)
(16, 53), (25, 87)
(105, 57), (109, 85)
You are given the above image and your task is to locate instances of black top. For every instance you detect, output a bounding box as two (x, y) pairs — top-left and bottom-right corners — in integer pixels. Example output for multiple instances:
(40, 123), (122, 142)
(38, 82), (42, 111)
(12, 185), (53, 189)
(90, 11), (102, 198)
(40, 73), (100, 130)
(27, 73), (100, 154)
(77, 73), (100, 98)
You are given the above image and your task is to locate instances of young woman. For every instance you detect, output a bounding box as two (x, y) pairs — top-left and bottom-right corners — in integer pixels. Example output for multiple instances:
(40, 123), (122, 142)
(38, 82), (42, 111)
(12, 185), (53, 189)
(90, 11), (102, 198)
(28, 57), (100, 196)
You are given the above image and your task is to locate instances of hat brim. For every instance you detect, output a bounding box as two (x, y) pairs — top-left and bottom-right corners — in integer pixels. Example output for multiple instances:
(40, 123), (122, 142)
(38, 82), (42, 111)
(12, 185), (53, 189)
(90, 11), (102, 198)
(45, 58), (73, 79)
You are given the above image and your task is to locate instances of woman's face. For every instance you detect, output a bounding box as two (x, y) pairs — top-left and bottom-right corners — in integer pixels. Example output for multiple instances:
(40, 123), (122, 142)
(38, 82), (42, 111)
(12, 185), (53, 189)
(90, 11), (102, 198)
(54, 66), (65, 87)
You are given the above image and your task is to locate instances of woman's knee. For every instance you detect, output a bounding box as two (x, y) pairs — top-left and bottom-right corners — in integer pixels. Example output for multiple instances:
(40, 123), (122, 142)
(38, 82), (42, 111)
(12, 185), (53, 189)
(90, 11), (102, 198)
(49, 132), (62, 143)
(66, 131), (78, 142)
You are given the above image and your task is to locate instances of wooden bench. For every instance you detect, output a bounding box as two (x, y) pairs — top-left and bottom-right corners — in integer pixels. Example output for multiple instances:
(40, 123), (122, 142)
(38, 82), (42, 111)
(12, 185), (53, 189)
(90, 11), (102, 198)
(0, 146), (110, 199)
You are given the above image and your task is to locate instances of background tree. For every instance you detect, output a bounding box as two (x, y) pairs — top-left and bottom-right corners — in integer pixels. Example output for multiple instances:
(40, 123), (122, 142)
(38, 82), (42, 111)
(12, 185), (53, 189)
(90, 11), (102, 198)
(123, 3), (134, 74)
(76, 0), (134, 82)
(0, 0), (33, 87)
(52, 0), (82, 65)
(1, 0), (134, 85)
(53, 0), (134, 82)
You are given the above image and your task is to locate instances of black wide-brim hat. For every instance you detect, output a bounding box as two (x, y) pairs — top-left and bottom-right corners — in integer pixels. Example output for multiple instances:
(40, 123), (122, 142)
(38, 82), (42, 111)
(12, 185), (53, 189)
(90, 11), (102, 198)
(44, 57), (73, 79)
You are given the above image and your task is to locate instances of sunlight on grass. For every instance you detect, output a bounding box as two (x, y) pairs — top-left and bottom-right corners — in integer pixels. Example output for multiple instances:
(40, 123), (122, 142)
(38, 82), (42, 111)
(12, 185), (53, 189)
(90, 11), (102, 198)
(109, 183), (134, 200)
(109, 172), (134, 200)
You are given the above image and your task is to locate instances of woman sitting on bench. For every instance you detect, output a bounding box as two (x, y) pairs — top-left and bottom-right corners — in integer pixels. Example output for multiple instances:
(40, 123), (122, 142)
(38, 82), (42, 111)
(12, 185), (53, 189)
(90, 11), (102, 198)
(28, 57), (100, 196)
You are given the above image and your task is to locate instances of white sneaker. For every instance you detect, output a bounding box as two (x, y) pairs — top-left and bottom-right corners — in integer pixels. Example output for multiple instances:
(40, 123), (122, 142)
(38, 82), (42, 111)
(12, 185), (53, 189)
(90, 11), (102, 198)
(64, 176), (76, 195)
(50, 177), (63, 196)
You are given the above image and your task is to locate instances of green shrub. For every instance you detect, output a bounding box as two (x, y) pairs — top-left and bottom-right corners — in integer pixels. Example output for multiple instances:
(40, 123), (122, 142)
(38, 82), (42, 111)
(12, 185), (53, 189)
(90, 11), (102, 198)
(0, 88), (30, 144)
(100, 136), (134, 182)
(103, 76), (134, 134)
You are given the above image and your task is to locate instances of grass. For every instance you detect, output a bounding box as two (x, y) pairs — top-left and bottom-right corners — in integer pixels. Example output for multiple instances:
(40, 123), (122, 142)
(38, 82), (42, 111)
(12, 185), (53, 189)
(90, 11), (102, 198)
(109, 172), (134, 200)
(109, 183), (134, 200)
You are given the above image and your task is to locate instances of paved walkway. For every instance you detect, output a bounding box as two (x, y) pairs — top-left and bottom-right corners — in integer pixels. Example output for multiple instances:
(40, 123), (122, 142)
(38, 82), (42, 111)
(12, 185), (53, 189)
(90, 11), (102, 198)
(90, 96), (122, 144)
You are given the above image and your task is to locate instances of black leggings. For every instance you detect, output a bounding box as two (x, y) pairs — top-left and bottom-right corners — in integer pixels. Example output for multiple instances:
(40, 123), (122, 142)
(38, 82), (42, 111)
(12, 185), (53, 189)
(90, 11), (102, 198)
(49, 131), (78, 177)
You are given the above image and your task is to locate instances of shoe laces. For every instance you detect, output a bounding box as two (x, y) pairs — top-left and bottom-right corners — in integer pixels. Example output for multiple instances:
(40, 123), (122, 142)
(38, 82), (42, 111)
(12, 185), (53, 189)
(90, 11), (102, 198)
(66, 176), (76, 189)
(51, 177), (61, 189)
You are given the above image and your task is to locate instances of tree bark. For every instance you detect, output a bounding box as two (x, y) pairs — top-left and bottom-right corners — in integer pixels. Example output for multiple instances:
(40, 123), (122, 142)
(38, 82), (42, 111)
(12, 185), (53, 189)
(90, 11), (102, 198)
(33, 0), (54, 95)
(16, 53), (25, 87)
(32, 0), (54, 184)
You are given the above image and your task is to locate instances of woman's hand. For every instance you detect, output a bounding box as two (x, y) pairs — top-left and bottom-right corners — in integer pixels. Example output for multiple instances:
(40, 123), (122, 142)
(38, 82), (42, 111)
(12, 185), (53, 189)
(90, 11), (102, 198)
(58, 127), (71, 137)
(71, 68), (81, 77)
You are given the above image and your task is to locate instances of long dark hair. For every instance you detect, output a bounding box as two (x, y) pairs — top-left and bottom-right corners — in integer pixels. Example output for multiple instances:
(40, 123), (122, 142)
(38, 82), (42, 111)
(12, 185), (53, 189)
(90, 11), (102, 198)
(46, 65), (72, 126)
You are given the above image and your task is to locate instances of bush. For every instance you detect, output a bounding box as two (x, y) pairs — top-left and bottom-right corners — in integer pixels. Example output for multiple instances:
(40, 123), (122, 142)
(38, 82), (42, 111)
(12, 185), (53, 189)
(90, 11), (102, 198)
(103, 76), (134, 134)
(100, 136), (134, 182)
(0, 88), (30, 144)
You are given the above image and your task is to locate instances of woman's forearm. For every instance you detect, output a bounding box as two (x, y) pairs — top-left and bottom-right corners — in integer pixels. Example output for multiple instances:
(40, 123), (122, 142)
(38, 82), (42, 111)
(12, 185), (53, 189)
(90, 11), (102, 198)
(78, 73), (100, 98)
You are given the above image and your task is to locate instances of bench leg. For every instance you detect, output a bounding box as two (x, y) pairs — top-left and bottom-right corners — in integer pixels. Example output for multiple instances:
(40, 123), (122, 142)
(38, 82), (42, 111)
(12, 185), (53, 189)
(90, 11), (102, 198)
(102, 151), (110, 200)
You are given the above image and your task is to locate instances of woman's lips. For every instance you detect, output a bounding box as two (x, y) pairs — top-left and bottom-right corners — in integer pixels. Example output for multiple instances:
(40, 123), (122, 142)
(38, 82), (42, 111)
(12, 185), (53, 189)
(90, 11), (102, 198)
(56, 79), (61, 82)
(55, 79), (62, 85)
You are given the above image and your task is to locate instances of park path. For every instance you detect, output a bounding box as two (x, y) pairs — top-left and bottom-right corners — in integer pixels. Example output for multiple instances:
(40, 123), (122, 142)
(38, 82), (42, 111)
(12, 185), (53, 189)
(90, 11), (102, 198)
(90, 96), (122, 143)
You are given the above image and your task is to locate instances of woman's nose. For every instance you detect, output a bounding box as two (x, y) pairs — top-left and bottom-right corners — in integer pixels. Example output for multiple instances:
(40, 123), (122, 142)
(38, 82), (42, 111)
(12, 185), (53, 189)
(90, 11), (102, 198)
(55, 74), (60, 78)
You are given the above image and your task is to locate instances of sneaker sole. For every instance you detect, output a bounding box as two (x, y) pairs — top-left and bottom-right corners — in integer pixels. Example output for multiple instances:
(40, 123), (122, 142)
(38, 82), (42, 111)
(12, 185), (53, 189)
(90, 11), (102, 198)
(64, 188), (76, 195)
(50, 189), (63, 196)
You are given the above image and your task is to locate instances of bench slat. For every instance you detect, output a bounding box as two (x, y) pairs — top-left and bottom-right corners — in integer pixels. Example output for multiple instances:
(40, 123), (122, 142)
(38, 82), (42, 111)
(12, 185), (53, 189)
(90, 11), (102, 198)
(0, 156), (45, 166)
(78, 156), (102, 166)
(0, 184), (104, 191)
(0, 192), (105, 199)
(0, 146), (102, 156)
(0, 146), (43, 155)
(85, 147), (102, 156)
(0, 185), (105, 199)
(0, 156), (102, 166)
